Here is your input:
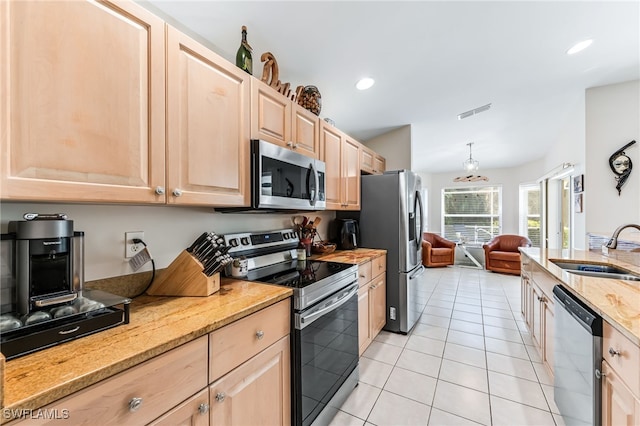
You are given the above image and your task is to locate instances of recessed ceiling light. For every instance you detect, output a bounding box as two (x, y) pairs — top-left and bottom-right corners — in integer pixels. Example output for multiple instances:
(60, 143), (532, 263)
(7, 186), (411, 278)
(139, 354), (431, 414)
(567, 39), (593, 55)
(356, 77), (375, 90)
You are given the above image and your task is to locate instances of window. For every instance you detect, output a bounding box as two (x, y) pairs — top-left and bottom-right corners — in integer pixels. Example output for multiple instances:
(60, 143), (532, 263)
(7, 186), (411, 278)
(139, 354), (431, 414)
(519, 184), (541, 247)
(441, 186), (502, 244)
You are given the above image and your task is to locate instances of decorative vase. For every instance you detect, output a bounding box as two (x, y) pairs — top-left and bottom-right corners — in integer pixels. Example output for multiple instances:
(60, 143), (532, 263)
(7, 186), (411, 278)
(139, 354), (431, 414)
(298, 85), (322, 116)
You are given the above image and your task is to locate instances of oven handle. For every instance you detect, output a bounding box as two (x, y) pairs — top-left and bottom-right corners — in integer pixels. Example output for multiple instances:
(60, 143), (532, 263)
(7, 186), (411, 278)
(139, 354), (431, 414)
(297, 283), (358, 330)
(309, 162), (319, 206)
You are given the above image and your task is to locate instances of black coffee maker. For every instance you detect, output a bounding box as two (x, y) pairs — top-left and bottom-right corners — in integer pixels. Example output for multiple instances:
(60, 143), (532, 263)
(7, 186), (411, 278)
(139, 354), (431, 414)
(333, 219), (359, 250)
(8, 215), (84, 315)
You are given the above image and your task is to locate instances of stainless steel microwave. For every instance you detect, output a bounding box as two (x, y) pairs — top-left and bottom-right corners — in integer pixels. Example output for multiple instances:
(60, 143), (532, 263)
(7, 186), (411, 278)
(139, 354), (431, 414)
(252, 139), (326, 210)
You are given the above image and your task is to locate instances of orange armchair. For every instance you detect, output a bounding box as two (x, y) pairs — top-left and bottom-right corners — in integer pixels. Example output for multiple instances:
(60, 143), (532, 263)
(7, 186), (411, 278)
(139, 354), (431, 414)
(483, 234), (532, 274)
(422, 232), (456, 267)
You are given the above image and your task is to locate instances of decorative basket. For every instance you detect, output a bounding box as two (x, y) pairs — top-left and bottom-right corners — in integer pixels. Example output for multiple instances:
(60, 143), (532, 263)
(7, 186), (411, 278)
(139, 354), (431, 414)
(312, 242), (336, 254)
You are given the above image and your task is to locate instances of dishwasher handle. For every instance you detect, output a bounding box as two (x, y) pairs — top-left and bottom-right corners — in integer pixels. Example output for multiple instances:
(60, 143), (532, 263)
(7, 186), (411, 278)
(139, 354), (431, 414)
(553, 285), (602, 336)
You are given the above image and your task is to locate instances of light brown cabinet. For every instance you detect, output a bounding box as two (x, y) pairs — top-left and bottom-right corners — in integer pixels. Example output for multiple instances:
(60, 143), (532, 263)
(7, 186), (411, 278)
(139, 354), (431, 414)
(358, 255), (387, 355)
(520, 255), (555, 378)
(251, 78), (319, 159)
(360, 146), (386, 175)
(320, 121), (360, 210)
(602, 360), (640, 426)
(1, 0), (166, 203)
(149, 388), (210, 426)
(166, 25), (251, 207)
(209, 336), (291, 426)
(10, 301), (291, 426)
(601, 321), (640, 426)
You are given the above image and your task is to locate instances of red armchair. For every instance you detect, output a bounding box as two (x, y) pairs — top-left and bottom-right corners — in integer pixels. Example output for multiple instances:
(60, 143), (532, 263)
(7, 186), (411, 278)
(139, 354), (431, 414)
(483, 234), (532, 274)
(422, 232), (456, 267)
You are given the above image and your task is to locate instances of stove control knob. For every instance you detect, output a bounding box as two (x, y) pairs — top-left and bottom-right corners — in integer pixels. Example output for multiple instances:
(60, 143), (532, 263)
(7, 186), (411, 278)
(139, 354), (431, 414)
(241, 237), (250, 246)
(282, 232), (289, 239)
(229, 238), (239, 247)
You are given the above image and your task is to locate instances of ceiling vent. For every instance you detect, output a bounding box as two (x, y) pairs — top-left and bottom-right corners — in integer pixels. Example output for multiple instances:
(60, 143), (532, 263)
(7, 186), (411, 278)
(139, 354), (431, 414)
(457, 103), (492, 120)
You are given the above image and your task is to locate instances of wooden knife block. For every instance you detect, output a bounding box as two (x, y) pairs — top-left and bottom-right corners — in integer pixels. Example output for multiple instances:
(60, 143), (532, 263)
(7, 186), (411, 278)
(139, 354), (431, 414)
(146, 250), (220, 297)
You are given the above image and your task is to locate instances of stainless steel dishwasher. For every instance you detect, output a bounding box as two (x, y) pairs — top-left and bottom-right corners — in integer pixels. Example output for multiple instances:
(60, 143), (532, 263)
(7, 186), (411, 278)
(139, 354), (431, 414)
(553, 285), (603, 426)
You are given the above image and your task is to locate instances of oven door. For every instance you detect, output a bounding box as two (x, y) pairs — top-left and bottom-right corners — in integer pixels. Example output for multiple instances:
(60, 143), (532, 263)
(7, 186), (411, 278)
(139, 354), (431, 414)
(253, 139), (326, 210)
(293, 282), (359, 426)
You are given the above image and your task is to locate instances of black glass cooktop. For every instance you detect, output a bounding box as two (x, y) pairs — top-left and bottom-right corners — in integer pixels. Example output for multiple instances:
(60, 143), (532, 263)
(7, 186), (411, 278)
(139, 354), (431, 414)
(246, 260), (353, 289)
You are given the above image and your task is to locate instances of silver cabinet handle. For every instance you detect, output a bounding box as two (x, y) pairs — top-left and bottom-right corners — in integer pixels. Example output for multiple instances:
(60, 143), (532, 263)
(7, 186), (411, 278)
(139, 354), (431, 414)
(155, 186), (165, 195)
(198, 403), (209, 414)
(287, 141), (293, 147)
(128, 397), (143, 412)
(172, 188), (183, 197)
(215, 392), (226, 402)
(359, 274), (366, 278)
(608, 347), (622, 357)
(256, 330), (265, 340)
(595, 369), (605, 380)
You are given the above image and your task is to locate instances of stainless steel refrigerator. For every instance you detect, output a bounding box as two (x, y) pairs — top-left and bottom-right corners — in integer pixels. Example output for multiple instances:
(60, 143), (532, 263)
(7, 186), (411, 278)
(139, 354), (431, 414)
(360, 170), (425, 333)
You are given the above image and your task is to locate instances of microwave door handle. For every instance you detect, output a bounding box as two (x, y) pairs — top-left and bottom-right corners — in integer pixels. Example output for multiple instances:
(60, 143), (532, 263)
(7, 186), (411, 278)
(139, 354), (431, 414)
(309, 162), (319, 206)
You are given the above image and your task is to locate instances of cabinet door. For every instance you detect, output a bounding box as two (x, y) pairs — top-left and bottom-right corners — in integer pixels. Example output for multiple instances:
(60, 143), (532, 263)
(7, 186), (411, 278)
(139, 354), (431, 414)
(602, 361), (640, 426)
(373, 155), (386, 174)
(251, 79), (291, 146)
(541, 296), (554, 379)
(320, 122), (343, 210)
(291, 103), (319, 159)
(166, 26), (250, 207)
(358, 284), (371, 356)
(209, 336), (291, 426)
(370, 275), (387, 337)
(1, 0), (165, 203)
(531, 284), (543, 350)
(149, 388), (209, 426)
(342, 137), (361, 210)
(360, 146), (375, 174)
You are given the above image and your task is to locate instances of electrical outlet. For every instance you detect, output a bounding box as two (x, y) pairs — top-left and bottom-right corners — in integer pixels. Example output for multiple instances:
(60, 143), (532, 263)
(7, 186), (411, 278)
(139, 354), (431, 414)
(125, 231), (144, 259)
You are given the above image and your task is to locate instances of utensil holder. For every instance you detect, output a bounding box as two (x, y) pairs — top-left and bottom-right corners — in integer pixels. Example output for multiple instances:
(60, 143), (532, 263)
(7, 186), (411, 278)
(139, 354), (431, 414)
(146, 250), (220, 297)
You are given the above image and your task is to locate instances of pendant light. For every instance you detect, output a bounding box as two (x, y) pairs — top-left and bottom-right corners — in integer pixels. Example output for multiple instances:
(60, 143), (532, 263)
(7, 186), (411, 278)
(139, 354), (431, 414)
(463, 142), (479, 171)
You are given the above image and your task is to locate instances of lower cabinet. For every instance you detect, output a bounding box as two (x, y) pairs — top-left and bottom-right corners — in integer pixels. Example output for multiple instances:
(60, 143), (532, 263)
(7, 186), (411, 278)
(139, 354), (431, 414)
(358, 255), (387, 356)
(602, 360), (640, 426)
(520, 254), (555, 378)
(209, 336), (291, 426)
(10, 300), (291, 426)
(149, 388), (210, 426)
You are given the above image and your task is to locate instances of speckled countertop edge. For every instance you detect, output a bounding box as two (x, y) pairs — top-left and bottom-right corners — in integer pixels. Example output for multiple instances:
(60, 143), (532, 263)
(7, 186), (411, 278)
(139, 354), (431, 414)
(520, 247), (640, 345)
(1, 279), (292, 419)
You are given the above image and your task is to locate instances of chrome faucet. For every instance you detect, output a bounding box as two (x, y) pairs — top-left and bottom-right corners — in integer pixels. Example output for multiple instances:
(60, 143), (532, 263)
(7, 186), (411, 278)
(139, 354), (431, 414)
(605, 224), (640, 249)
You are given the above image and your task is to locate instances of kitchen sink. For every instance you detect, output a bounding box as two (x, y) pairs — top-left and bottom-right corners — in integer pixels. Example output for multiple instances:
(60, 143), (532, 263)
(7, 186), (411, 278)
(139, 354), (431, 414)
(550, 260), (640, 281)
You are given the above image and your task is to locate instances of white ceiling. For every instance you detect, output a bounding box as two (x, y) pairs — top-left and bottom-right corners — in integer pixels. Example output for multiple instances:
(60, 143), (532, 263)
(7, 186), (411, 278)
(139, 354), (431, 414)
(146, 0), (640, 173)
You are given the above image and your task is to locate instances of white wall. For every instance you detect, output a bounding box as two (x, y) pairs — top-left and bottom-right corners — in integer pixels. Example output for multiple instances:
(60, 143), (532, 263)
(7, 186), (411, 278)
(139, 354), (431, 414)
(424, 159), (545, 236)
(585, 79), (640, 238)
(363, 125), (412, 171)
(0, 203), (334, 281)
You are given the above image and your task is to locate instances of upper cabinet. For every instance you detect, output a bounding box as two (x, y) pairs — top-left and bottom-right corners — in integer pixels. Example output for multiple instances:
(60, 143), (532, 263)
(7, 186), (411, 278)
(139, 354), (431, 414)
(0, 0), (166, 203)
(360, 145), (386, 175)
(251, 78), (319, 159)
(320, 121), (360, 210)
(166, 26), (250, 207)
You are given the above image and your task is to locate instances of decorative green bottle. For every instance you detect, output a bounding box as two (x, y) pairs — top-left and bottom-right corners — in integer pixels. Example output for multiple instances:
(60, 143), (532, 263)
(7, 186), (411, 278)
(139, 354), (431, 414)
(235, 26), (252, 75)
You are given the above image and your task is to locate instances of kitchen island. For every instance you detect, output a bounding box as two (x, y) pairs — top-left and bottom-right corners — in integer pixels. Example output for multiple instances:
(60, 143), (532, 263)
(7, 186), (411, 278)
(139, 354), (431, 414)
(1, 279), (292, 424)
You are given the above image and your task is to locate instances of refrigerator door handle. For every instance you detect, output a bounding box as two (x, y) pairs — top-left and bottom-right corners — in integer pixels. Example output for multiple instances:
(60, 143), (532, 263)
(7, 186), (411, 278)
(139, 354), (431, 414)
(414, 190), (424, 250)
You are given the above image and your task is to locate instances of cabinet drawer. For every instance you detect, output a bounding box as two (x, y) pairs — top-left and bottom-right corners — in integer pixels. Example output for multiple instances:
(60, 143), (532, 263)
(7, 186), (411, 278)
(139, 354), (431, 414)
(372, 255), (386, 278)
(21, 336), (208, 425)
(209, 299), (290, 382)
(358, 261), (372, 288)
(604, 322), (640, 397)
(531, 262), (557, 297)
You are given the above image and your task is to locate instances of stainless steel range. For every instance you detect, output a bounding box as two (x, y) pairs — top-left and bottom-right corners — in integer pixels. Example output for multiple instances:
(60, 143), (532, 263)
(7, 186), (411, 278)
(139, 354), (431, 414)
(224, 229), (359, 426)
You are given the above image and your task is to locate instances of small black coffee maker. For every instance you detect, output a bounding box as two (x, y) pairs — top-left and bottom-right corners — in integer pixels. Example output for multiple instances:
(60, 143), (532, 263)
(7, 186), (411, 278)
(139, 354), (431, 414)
(9, 214), (84, 315)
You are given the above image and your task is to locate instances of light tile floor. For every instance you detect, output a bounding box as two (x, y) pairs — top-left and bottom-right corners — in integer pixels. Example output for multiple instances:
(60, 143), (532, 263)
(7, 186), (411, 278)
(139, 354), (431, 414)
(330, 266), (566, 426)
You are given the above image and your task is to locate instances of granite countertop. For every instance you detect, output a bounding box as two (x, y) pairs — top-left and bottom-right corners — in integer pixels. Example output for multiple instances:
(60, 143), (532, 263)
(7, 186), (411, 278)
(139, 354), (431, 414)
(314, 248), (387, 265)
(1, 279), (292, 418)
(520, 247), (640, 345)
